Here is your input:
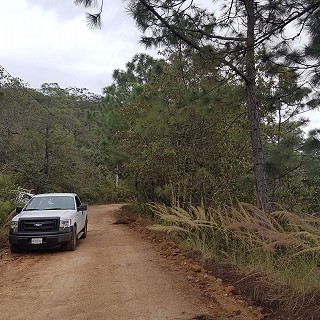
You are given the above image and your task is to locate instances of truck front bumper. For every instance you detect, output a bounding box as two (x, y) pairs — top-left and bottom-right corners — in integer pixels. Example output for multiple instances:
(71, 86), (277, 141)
(9, 230), (72, 248)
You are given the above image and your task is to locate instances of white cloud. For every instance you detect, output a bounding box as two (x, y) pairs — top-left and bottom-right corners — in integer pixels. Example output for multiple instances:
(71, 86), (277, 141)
(302, 110), (320, 134)
(0, 0), (156, 94)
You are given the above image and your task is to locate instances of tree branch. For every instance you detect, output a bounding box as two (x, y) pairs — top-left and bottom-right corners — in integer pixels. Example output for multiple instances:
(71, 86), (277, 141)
(255, 1), (320, 46)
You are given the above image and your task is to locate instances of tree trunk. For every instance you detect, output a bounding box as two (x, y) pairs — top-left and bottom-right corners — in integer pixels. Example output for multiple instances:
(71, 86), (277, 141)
(44, 125), (49, 176)
(245, 0), (270, 212)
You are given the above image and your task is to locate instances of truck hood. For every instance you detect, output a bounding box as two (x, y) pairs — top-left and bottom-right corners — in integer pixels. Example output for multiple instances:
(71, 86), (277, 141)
(12, 210), (75, 221)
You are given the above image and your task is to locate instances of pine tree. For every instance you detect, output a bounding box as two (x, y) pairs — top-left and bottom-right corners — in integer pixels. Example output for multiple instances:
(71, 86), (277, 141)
(75, 0), (320, 212)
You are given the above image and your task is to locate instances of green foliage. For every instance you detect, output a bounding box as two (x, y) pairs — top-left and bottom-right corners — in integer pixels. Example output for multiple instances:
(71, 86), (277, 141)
(0, 201), (11, 226)
(80, 179), (136, 204)
(86, 49), (320, 213)
(262, 121), (320, 213)
(122, 202), (153, 218)
(0, 173), (14, 191)
(77, 0), (320, 214)
(1, 34), (320, 216)
(0, 73), (109, 202)
(0, 173), (14, 227)
(90, 54), (165, 177)
(102, 52), (253, 207)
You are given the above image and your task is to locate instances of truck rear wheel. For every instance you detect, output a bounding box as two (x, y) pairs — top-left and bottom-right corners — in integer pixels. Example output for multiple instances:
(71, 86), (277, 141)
(80, 219), (88, 239)
(65, 226), (77, 251)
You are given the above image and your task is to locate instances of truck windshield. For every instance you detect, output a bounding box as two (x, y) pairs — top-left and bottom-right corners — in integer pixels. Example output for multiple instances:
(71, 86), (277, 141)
(24, 196), (75, 211)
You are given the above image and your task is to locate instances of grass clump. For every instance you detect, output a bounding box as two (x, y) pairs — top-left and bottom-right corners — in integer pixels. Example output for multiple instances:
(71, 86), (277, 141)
(148, 202), (320, 318)
(149, 202), (320, 299)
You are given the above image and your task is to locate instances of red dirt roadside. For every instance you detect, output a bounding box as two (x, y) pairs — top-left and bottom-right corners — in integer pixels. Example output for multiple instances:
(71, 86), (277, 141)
(0, 204), (263, 320)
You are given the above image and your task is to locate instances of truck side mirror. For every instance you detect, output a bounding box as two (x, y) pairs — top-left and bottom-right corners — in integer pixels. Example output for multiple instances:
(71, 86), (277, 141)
(77, 204), (87, 211)
(16, 207), (23, 214)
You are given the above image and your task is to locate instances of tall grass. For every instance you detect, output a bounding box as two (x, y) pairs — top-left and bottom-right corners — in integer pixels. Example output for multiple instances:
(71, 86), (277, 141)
(149, 202), (320, 292)
(0, 209), (16, 248)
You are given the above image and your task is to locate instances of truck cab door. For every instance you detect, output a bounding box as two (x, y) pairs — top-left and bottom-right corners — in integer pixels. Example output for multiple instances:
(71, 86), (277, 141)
(75, 196), (86, 231)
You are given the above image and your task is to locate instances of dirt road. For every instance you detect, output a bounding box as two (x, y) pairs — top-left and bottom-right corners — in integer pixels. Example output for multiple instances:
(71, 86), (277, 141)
(0, 205), (261, 320)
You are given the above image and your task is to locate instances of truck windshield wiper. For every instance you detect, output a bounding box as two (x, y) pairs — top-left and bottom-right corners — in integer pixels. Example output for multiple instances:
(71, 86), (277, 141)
(24, 208), (39, 211)
(44, 208), (62, 210)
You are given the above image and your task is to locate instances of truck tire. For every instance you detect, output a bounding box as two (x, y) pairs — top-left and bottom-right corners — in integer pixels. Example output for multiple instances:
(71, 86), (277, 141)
(65, 226), (77, 251)
(10, 243), (21, 253)
(80, 219), (88, 239)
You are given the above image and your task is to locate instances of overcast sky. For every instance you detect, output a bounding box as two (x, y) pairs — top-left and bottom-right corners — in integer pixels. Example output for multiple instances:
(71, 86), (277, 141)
(0, 0), (157, 94)
(1, 0), (319, 131)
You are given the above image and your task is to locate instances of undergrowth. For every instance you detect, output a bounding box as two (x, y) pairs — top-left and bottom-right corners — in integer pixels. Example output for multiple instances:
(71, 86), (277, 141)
(147, 202), (320, 318)
(0, 209), (15, 249)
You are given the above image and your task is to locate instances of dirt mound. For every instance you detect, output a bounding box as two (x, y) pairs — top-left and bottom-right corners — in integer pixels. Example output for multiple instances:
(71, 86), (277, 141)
(113, 216), (136, 225)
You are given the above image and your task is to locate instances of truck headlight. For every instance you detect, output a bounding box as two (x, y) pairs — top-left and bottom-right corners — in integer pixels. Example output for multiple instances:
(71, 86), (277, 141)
(60, 219), (71, 230)
(10, 221), (18, 233)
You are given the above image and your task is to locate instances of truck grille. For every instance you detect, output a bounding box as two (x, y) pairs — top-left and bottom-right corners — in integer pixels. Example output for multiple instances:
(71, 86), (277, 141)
(19, 218), (59, 232)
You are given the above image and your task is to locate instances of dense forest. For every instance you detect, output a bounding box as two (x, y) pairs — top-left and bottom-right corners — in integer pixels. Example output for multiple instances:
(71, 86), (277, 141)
(1, 0), (319, 217)
(1, 49), (320, 212)
(78, 0), (320, 213)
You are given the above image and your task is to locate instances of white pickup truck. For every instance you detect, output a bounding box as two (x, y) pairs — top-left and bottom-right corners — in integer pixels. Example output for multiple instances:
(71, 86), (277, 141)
(9, 193), (88, 253)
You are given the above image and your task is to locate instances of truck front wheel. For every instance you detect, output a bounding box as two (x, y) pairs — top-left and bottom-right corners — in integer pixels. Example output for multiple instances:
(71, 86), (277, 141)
(65, 226), (77, 251)
(10, 243), (21, 253)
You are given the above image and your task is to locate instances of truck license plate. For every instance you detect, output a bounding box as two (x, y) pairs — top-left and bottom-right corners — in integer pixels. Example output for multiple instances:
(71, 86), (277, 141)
(31, 238), (43, 244)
